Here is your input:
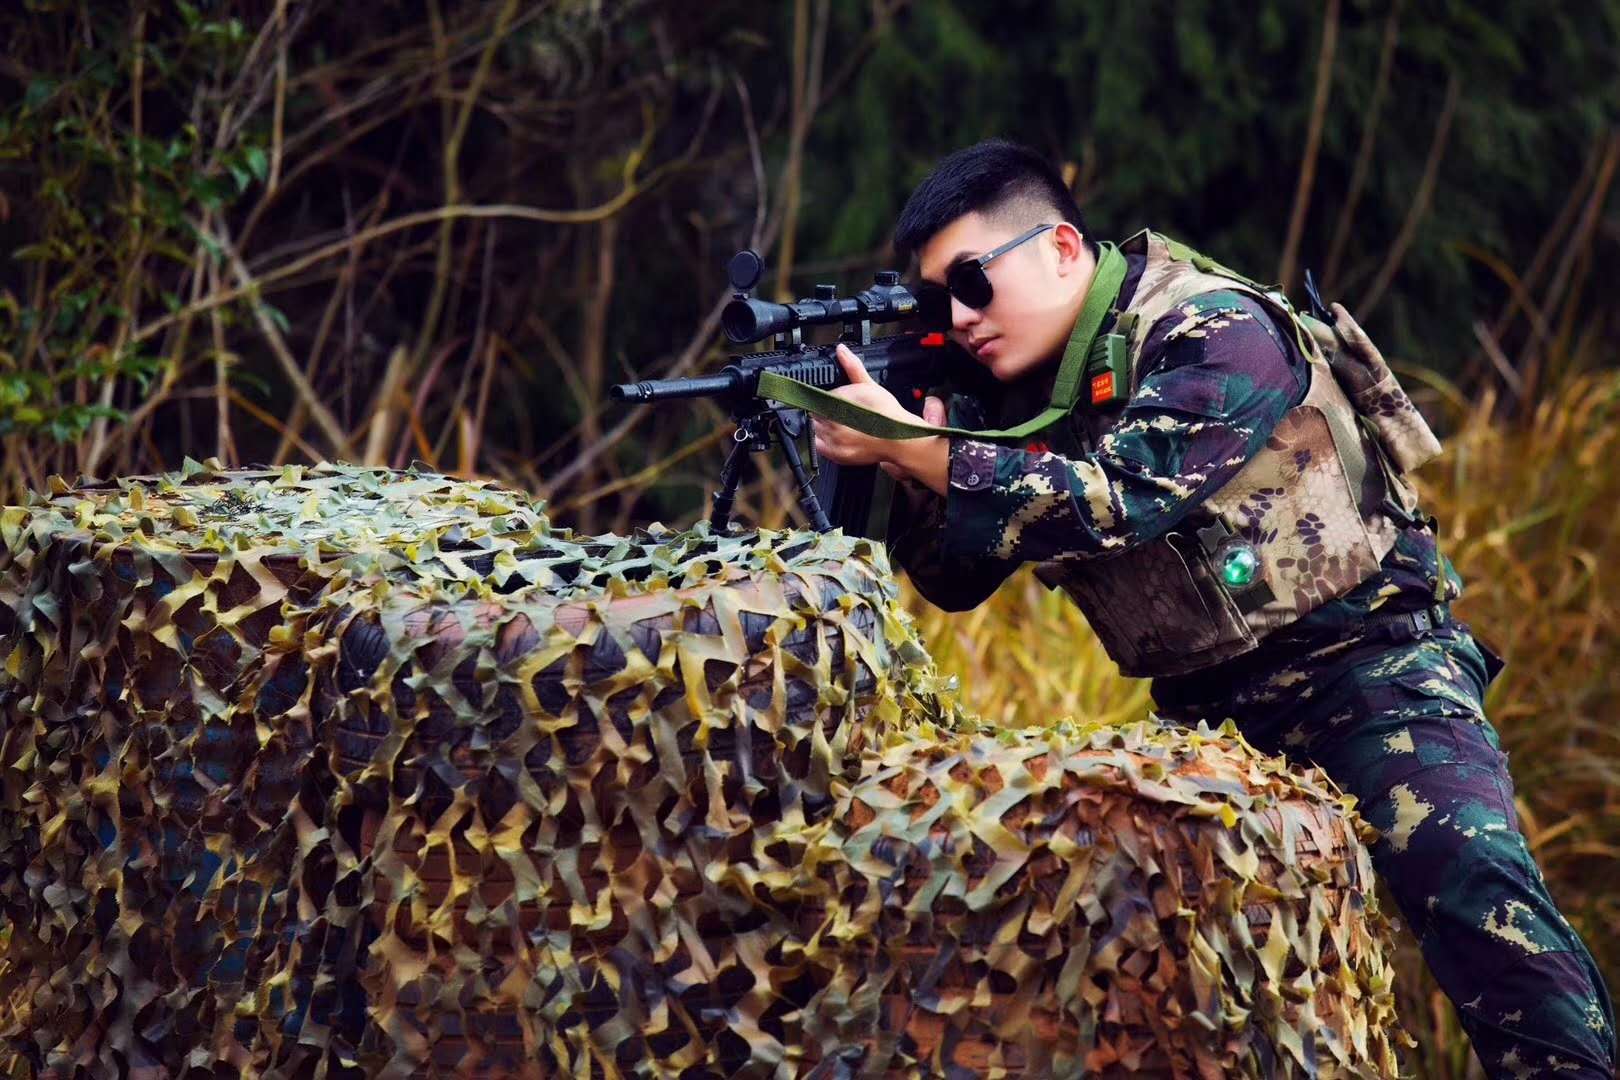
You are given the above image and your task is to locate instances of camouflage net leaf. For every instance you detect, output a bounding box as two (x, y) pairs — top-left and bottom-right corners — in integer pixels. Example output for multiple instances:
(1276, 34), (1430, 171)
(0, 462), (1405, 1078)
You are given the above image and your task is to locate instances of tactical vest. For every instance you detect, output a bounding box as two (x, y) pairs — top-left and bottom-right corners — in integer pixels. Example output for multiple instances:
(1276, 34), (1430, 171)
(1027, 230), (1440, 677)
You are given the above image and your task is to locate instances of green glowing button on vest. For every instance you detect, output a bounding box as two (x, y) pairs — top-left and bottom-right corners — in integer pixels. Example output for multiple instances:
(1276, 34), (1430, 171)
(1221, 543), (1260, 588)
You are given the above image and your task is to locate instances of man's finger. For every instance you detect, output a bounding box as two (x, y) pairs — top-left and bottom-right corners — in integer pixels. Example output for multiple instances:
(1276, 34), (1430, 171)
(835, 343), (874, 384)
(923, 395), (946, 426)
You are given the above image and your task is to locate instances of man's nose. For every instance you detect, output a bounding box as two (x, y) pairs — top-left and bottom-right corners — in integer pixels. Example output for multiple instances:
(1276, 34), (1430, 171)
(951, 296), (980, 330)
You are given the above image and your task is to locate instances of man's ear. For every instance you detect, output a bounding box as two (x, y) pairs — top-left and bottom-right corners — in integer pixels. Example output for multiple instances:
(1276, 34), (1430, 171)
(1052, 222), (1087, 276)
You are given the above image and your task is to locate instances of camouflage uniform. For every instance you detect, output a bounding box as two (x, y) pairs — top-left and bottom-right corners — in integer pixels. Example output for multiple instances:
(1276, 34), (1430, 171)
(886, 247), (1617, 1077)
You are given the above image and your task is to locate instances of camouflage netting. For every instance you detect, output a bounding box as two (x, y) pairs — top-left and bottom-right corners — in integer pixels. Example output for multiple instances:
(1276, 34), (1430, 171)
(0, 462), (1405, 1078)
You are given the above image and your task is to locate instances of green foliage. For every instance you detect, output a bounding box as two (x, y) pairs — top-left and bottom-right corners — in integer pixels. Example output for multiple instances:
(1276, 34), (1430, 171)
(788, 0), (1620, 367)
(0, 1), (269, 449)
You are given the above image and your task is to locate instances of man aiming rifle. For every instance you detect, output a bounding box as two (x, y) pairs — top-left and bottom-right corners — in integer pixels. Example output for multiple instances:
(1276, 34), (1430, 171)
(803, 138), (1614, 1078)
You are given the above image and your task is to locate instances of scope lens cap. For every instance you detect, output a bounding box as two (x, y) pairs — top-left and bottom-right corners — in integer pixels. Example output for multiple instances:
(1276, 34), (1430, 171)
(727, 249), (765, 292)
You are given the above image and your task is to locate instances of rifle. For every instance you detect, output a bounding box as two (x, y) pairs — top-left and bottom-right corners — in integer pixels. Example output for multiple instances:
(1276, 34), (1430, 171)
(610, 249), (985, 539)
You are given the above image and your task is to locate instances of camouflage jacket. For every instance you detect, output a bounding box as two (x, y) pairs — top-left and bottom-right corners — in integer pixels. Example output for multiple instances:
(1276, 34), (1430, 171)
(886, 241), (1462, 684)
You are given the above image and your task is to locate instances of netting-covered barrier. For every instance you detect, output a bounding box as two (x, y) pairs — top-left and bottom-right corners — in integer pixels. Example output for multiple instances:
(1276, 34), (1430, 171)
(0, 463), (1404, 1077)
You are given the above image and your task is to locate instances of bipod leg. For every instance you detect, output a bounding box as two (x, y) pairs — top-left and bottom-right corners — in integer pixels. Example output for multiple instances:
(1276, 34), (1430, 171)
(710, 428), (751, 532)
(772, 408), (832, 532)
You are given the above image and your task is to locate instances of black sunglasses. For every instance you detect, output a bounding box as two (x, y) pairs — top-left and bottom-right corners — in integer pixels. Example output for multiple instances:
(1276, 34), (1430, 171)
(915, 222), (1056, 330)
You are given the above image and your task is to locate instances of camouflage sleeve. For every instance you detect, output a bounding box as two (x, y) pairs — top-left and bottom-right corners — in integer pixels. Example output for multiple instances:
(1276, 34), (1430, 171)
(884, 391), (1020, 610)
(885, 480), (1020, 611)
(943, 290), (1309, 563)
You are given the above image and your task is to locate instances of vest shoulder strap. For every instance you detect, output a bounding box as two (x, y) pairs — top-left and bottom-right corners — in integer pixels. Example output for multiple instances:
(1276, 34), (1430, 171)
(1127, 231), (1375, 518)
(1130, 232), (1317, 364)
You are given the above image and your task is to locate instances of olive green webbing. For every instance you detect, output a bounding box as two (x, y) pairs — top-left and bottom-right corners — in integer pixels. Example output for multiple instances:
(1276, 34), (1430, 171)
(756, 243), (1128, 443)
(1317, 380), (1372, 511)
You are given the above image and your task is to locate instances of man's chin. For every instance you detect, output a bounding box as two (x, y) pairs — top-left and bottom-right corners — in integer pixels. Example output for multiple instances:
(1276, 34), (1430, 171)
(984, 352), (1035, 382)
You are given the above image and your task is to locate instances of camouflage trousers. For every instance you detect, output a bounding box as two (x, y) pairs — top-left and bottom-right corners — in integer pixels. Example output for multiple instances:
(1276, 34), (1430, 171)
(1154, 621), (1616, 1078)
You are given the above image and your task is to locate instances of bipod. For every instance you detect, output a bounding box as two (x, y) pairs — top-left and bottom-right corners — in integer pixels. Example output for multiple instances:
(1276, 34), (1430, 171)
(711, 403), (832, 533)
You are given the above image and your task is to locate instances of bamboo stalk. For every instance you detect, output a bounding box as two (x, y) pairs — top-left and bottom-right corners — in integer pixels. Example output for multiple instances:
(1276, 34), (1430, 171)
(431, 223), (497, 465)
(393, 339), (463, 470)
(572, 214), (620, 531)
(362, 346), (412, 465)
(81, 1), (148, 475)
(1277, 0), (1340, 292)
(273, 182), (382, 465)
(1323, 0), (1402, 291)
(209, 257), (236, 466)
(269, 0), (288, 194)
(412, 0), (521, 374)
(1355, 73), (1460, 318)
(1490, 137), (1602, 342)
(1518, 129), (1620, 395)
(771, 0), (830, 302)
(213, 225), (356, 457)
(467, 336), (499, 471)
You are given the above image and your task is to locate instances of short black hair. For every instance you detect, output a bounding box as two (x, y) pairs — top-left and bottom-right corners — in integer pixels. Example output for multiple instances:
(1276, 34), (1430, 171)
(893, 139), (1092, 265)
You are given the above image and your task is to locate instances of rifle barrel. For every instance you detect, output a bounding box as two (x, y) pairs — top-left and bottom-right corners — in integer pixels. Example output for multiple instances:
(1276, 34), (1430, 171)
(609, 373), (741, 402)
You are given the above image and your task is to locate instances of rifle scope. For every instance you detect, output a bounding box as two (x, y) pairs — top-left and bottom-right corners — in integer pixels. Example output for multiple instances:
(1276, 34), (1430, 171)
(719, 250), (920, 344)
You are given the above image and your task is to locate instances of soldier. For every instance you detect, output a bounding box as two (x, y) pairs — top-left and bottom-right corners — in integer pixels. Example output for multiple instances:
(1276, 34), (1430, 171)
(807, 138), (1615, 1077)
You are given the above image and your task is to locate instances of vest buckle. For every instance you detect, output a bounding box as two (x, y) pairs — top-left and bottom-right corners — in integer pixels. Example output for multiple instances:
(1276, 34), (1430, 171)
(1369, 603), (1449, 645)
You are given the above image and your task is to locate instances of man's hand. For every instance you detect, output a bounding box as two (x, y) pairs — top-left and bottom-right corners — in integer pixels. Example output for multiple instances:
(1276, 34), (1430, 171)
(811, 344), (951, 496)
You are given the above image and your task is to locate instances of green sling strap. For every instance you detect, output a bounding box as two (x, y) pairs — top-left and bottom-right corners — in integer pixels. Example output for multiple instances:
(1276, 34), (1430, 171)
(755, 242), (1129, 444)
